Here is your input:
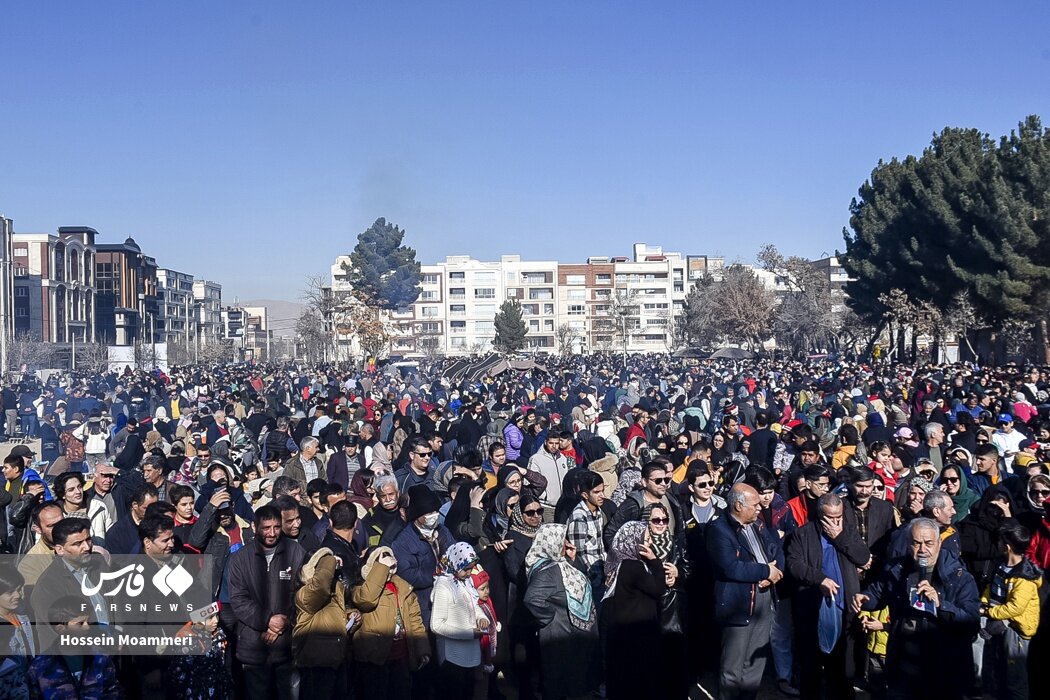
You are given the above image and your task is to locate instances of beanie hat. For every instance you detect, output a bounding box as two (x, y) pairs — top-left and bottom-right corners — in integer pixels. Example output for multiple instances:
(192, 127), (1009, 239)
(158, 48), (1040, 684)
(405, 485), (442, 522)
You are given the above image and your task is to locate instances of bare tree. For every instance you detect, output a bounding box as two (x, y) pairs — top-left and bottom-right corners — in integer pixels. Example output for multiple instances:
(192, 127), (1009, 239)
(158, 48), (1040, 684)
(301, 274), (338, 362)
(758, 245), (836, 356)
(133, 340), (160, 370)
(8, 331), (58, 371)
(75, 342), (111, 374)
(295, 309), (329, 364)
(555, 324), (584, 356)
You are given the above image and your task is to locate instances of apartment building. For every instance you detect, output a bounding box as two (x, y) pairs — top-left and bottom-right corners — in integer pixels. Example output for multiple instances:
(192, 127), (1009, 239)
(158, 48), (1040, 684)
(156, 268), (194, 347)
(11, 227), (97, 345)
(193, 280), (223, 344)
(95, 236), (158, 345)
(0, 216), (12, 369)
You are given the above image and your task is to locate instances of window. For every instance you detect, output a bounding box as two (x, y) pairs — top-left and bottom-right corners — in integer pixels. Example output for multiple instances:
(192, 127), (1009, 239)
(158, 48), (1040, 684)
(475, 304), (496, 316)
(449, 272), (465, 281)
(421, 273), (439, 285)
(475, 320), (494, 333)
(529, 320), (540, 331)
(528, 288), (553, 300)
(450, 337), (467, 348)
(13, 246), (27, 256)
(566, 274), (585, 286)
(567, 289), (586, 301)
(506, 288), (523, 300)
(418, 322), (440, 333)
(521, 272), (550, 285)
(543, 303), (554, 315)
(596, 274), (611, 285)
(13, 267), (27, 277)
(593, 289), (611, 300)
(474, 271), (496, 284)
(450, 321), (466, 331)
(421, 290), (438, 301)
(421, 306), (438, 318)
(474, 288), (495, 299)
(568, 304), (585, 315)
(643, 303), (669, 310)
(14, 287), (28, 297)
(15, 308), (28, 317)
(449, 287), (466, 299)
(521, 304), (538, 316)
(449, 304), (466, 314)
(543, 320), (554, 331)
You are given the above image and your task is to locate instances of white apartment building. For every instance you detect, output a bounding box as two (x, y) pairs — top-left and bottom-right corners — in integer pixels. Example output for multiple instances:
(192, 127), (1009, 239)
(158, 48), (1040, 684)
(192, 279), (223, 344)
(156, 268), (194, 347)
(330, 244), (728, 359)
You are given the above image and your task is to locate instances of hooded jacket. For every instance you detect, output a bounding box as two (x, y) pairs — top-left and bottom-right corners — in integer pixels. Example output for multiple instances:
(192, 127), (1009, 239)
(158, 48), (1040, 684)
(588, 454), (619, 499)
(293, 548), (349, 667)
(350, 555), (429, 668)
(981, 556), (1043, 639)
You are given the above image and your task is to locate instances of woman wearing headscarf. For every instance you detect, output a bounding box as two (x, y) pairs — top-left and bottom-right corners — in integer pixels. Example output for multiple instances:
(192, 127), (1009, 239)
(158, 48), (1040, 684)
(430, 541), (485, 700)
(523, 524), (600, 700)
(601, 520), (674, 700)
(936, 463), (978, 524)
(499, 494), (544, 700)
(959, 485), (1019, 589)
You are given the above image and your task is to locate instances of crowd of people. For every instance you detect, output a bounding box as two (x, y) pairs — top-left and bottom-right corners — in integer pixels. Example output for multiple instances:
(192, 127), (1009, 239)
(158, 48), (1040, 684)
(0, 353), (1048, 700)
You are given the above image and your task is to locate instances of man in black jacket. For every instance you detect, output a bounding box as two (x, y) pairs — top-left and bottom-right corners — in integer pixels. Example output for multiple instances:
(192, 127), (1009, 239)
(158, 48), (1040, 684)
(602, 460), (684, 550)
(786, 493), (872, 699)
(747, 412), (778, 472)
(842, 466), (897, 578)
(228, 504), (305, 700)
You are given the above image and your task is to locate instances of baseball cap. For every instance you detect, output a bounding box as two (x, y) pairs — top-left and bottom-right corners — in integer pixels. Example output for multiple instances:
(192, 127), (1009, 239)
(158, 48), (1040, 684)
(997, 413), (1014, 424)
(1020, 438), (1038, 451)
(10, 445), (34, 458)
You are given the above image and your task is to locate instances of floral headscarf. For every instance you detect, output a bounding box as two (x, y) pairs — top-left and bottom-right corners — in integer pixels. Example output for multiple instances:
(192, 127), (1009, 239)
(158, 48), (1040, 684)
(441, 541), (478, 576)
(603, 520), (648, 600)
(525, 524), (595, 631)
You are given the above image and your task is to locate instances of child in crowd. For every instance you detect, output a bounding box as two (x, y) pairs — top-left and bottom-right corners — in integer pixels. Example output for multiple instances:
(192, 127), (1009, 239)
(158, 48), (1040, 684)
(27, 597), (121, 700)
(979, 520), (1042, 700)
(471, 569), (499, 700)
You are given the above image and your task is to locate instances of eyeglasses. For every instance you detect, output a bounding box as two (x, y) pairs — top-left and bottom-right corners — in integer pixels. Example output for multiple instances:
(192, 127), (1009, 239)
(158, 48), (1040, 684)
(414, 451), (432, 457)
(1030, 489), (1050, 498)
(649, 477), (672, 485)
(96, 473), (116, 479)
(677, 442), (690, 447)
(943, 477), (960, 484)
(650, 517), (669, 525)
(523, 508), (543, 516)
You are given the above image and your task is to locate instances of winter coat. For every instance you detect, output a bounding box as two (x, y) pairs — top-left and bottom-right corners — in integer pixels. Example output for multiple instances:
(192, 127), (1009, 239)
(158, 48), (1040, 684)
(227, 536), (306, 665)
(981, 556), (1043, 639)
(588, 454), (619, 499)
(389, 523), (454, 628)
(350, 562), (429, 668)
(706, 512), (785, 627)
(293, 548), (348, 667)
(27, 654), (120, 700)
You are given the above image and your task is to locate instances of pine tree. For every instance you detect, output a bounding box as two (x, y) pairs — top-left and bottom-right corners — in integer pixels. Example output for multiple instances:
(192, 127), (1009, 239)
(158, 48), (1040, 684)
(493, 299), (527, 353)
(344, 218), (422, 310)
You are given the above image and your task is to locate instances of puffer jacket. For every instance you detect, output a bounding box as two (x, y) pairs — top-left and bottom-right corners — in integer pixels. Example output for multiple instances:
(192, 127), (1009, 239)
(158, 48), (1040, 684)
(350, 560), (429, 668)
(981, 556), (1043, 639)
(293, 547), (348, 667)
(588, 454), (619, 499)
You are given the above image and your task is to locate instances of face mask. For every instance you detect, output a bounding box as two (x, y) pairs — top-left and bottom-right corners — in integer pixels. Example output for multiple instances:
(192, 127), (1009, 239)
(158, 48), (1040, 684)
(421, 512), (440, 529)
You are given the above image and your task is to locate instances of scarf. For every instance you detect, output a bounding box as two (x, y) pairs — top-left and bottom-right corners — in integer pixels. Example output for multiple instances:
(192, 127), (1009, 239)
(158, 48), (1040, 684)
(603, 520), (647, 600)
(642, 504), (674, 561)
(818, 534), (845, 654)
(526, 524), (595, 631)
(509, 502), (539, 537)
(492, 488), (515, 538)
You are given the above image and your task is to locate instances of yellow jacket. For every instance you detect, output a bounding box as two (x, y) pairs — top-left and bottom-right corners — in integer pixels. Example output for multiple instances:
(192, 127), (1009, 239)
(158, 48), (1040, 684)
(981, 559), (1043, 639)
(859, 607), (890, 656)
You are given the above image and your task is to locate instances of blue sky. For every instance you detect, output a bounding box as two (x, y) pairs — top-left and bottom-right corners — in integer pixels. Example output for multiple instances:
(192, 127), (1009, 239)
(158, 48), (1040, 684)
(2, 2), (1048, 301)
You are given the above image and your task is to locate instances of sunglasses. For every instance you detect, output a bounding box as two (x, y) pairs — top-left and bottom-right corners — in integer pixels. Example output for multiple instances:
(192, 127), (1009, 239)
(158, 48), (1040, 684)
(650, 517), (669, 525)
(414, 451), (432, 457)
(873, 485), (886, 491)
(1030, 489), (1050, 498)
(695, 480), (713, 488)
(649, 477), (672, 485)
(943, 477), (960, 484)
(522, 508), (543, 516)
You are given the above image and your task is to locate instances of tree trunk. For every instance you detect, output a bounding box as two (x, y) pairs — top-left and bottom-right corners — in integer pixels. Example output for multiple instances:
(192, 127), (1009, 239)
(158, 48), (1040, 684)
(1038, 318), (1050, 364)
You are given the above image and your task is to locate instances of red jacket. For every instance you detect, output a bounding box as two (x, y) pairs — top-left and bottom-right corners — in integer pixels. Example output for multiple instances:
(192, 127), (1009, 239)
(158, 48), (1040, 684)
(1027, 515), (1050, 570)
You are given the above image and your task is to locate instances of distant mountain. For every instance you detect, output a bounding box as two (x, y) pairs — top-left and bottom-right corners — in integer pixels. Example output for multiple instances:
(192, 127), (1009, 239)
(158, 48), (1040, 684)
(235, 299), (305, 338)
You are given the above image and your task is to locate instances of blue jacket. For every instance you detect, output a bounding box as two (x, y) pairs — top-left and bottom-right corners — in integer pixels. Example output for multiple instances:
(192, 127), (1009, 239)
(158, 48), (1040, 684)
(389, 523), (454, 629)
(706, 512), (785, 626)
